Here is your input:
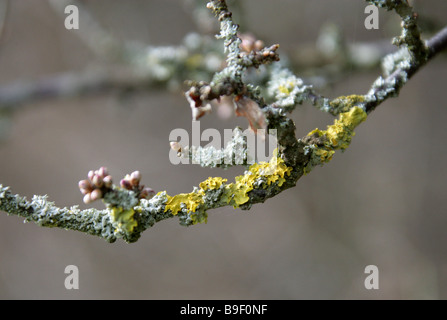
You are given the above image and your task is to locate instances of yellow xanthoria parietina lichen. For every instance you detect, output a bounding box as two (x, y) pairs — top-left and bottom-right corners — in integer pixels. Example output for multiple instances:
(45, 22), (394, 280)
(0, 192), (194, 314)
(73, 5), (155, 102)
(304, 106), (367, 173)
(308, 106), (367, 150)
(110, 207), (138, 233)
(162, 151), (293, 216)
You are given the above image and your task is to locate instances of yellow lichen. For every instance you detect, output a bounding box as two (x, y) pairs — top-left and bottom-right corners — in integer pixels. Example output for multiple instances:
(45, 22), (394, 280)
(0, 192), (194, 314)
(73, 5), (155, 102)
(110, 207), (138, 233)
(304, 106), (367, 173)
(223, 152), (292, 208)
(161, 151), (293, 214)
(338, 105), (368, 128)
(308, 106), (367, 151)
(225, 182), (251, 207)
(164, 192), (203, 215)
(199, 177), (228, 191)
(314, 148), (335, 163)
(153, 106), (364, 222)
(326, 106), (367, 149)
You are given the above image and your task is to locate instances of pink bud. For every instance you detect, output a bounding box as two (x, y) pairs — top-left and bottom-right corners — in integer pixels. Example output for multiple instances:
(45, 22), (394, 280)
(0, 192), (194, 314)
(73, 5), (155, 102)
(130, 171), (141, 186)
(83, 193), (92, 204)
(120, 179), (132, 190)
(78, 179), (91, 191)
(87, 170), (95, 181)
(254, 39), (264, 51)
(103, 175), (113, 188)
(98, 166), (108, 178)
(92, 175), (103, 188)
(140, 187), (155, 199)
(90, 189), (102, 201)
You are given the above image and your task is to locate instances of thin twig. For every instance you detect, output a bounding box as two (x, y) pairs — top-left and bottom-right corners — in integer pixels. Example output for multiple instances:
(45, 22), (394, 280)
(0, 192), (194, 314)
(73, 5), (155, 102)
(427, 26), (447, 59)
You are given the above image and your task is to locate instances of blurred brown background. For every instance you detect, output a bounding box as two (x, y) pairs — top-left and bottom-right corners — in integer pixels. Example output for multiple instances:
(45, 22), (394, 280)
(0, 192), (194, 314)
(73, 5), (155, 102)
(0, 0), (446, 299)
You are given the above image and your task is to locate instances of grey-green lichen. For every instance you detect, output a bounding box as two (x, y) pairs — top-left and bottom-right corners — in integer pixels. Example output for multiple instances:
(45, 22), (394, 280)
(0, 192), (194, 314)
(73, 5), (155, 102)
(328, 95), (366, 114)
(208, 0), (244, 92)
(0, 184), (118, 242)
(381, 47), (412, 77)
(368, 0), (428, 63)
(362, 0), (431, 113)
(103, 187), (139, 210)
(265, 64), (333, 114)
(267, 65), (313, 110)
(365, 73), (406, 105)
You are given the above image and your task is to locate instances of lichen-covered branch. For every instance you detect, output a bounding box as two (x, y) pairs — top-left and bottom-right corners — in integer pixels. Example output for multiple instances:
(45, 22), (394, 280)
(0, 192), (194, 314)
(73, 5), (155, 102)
(185, 0), (280, 119)
(0, 0), (446, 243)
(364, 24), (447, 113)
(369, 0), (428, 62)
(173, 127), (251, 169)
(0, 153), (294, 243)
(0, 185), (116, 241)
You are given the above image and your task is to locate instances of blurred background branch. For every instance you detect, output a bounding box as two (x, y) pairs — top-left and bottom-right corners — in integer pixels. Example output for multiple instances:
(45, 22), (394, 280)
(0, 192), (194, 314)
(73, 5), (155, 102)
(1, 0), (443, 115)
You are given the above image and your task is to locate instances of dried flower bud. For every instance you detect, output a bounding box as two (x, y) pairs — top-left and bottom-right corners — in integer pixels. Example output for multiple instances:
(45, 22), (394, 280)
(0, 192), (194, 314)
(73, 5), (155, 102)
(191, 103), (212, 121)
(240, 33), (264, 52)
(234, 95), (267, 133)
(199, 85), (212, 101)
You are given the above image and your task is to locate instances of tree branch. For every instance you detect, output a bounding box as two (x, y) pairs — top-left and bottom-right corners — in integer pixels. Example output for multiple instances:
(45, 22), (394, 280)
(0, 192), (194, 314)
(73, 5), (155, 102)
(427, 26), (447, 59)
(365, 25), (447, 114)
(0, 0), (446, 243)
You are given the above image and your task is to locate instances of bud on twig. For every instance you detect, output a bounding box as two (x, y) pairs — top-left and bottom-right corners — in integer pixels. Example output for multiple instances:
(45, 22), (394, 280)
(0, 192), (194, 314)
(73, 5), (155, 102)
(120, 178), (132, 190)
(103, 175), (113, 188)
(79, 167), (113, 204)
